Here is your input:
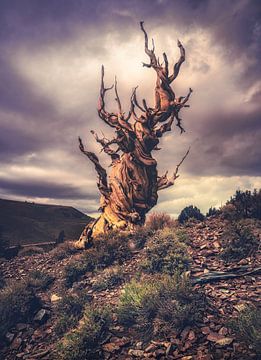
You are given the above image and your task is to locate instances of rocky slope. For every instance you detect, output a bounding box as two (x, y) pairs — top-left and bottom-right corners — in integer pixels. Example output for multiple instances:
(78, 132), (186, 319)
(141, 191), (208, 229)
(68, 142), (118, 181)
(0, 216), (260, 360)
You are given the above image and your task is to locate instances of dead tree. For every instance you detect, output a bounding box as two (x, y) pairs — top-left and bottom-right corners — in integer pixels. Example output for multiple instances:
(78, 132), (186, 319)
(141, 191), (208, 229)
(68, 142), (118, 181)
(75, 22), (192, 248)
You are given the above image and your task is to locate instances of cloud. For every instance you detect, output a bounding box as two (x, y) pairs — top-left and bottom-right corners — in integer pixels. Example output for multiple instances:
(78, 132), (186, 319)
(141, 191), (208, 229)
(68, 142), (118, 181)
(0, 178), (96, 200)
(0, 0), (260, 216)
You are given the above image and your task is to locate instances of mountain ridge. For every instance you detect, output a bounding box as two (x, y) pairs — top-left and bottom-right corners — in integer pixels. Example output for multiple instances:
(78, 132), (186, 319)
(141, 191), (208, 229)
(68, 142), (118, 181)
(0, 198), (92, 246)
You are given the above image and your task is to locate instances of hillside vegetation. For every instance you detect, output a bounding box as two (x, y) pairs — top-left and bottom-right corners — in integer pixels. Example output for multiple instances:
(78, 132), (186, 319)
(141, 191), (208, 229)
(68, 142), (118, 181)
(0, 190), (260, 359)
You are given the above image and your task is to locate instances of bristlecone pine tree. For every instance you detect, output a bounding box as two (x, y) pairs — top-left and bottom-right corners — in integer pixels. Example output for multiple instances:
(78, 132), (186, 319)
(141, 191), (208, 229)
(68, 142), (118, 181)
(76, 22), (192, 248)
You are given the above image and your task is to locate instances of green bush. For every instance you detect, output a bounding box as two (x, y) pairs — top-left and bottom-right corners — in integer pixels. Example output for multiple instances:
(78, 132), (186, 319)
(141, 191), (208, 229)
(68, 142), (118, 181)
(220, 220), (259, 261)
(227, 189), (261, 219)
(220, 203), (239, 221)
(64, 258), (92, 288)
(117, 273), (204, 341)
(54, 291), (91, 336)
(229, 305), (261, 355)
(175, 229), (191, 244)
(206, 207), (220, 217)
(92, 266), (124, 291)
(146, 212), (176, 231)
(141, 228), (190, 275)
(64, 231), (133, 287)
(0, 280), (40, 339)
(55, 305), (111, 360)
(178, 205), (205, 224)
(28, 270), (54, 290)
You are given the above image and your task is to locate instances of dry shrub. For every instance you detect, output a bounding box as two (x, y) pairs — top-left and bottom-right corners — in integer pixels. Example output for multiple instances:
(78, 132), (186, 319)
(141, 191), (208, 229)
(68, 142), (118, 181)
(27, 270), (54, 290)
(18, 246), (44, 257)
(229, 304), (261, 356)
(0, 280), (40, 339)
(146, 212), (176, 231)
(51, 241), (79, 260)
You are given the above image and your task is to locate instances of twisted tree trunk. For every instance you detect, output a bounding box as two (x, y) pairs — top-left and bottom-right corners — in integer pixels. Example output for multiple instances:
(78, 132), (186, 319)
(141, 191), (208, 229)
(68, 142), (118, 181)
(75, 22), (192, 248)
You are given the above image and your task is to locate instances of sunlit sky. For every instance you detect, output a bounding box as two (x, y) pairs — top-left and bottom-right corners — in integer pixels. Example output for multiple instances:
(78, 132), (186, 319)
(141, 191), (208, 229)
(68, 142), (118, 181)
(0, 0), (260, 217)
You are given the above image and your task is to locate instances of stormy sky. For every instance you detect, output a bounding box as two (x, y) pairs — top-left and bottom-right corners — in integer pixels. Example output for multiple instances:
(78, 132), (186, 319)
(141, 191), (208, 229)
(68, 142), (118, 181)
(0, 0), (260, 217)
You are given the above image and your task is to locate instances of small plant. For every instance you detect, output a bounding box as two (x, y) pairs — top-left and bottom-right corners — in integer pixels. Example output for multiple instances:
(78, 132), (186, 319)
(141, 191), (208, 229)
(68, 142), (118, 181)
(0, 280), (40, 339)
(146, 212), (176, 231)
(141, 228), (190, 275)
(18, 246), (44, 257)
(92, 266), (124, 291)
(175, 229), (191, 244)
(229, 305), (261, 355)
(117, 273), (204, 341)
(64, 231), (132, 287)
(227, 189), (261, 220)
(55, 305), (111, 360)
(51, 241), (79, 260)
(178, 205), (205, 224)
(28, 270), (54, 290)
(220, 220), (259, 261)
(128, 228), (152, 250)
(64, 258), (92, 288)
(54, 291), (91, 336)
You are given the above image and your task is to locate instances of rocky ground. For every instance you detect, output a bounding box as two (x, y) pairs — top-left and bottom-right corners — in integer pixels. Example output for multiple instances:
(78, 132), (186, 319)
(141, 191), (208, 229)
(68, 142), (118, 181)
(0, 216), (260, 360)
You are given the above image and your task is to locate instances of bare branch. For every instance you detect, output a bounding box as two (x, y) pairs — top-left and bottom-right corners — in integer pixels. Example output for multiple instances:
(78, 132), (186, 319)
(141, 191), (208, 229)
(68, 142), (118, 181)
(114, 76), (122, 114)
(90, 130), (120, 161)
(157, 147), (190, 190)
(168, 40), (185, 83)
(97, 65), (119, 128)
(78, 136), (110, 197)
(142, 99), (149, 112)
(155, 113), (175, 137)
(180, 87), (193, 106)
(163, 52), (169, 77)
(173, 87), (193, 133)
(174, 113), (185, 134)
(132, 86), (146, 112)
(140, 21), (157, 67)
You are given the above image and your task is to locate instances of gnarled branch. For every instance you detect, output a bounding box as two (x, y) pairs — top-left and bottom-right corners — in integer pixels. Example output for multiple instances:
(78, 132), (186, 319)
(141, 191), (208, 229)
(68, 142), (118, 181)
(90, 130), (120, 162)
(140, 21), (158, 68)
(97, 65), (118, 128)
(174, 87), (193, 133)
(78, 137), (110, 198)
(157, 148), (190, 190)
(168, 40), (185, 84)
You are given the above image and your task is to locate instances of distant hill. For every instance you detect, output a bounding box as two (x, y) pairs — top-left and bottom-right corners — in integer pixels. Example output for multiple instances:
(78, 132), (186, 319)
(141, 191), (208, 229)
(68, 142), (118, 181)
(0, 198), (93, 246)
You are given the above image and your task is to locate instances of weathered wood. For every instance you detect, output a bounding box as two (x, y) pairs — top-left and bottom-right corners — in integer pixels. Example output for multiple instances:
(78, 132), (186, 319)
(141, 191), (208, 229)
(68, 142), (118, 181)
(192, 267), (261, 285)
(75, 23), (192, 248)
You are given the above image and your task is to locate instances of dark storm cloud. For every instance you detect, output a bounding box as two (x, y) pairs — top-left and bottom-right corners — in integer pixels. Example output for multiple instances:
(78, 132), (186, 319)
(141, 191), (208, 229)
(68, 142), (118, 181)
(160, 106), (261, 177)
(0, 56), (56, 116)
(0, 124), (41, 161)
(0, 0), (260, 205)
(0, 178), (97, 200)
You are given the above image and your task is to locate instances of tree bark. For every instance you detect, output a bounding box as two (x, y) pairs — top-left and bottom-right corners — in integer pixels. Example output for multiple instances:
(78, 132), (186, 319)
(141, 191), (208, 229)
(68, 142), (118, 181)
(75, 22), (192, 248)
